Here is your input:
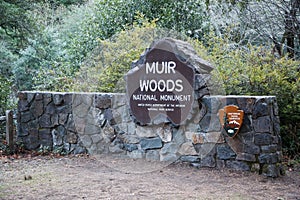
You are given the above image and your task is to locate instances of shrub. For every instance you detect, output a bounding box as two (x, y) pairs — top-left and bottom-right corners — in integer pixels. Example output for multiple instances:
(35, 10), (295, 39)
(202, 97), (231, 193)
(0, 76), (12, 115)
(70, 19), (188, 92)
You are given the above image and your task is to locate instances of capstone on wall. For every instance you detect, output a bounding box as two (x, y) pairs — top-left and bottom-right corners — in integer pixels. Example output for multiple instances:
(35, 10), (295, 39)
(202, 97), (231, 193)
(17, 91), (283, 177)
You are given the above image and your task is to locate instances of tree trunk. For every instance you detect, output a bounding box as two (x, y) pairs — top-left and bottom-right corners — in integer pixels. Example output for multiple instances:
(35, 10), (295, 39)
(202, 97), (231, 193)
(285, 10), (295, 59)
(284, 0), (300, 59)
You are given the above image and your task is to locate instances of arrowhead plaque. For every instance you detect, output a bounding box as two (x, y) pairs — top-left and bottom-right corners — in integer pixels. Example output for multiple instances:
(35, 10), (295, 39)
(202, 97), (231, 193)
(218, 105), (244, 138)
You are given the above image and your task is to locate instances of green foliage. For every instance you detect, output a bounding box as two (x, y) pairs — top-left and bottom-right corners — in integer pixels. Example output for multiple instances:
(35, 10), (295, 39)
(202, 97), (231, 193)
(0, 139), (10, 155)
(31, 29), (76, 92)
(48, 0), (87, 7)
(0, 0), (41, 111)
(12, 2), (81, 91)
(0, 76), (12, 115)
(0, 0), (36, 48)
(53, 145), (69, 155)
(6, 0), (211, 93)
(62, 0), (210, 71)
(84, 0), (209, 39)
(0, 41), (16, 115)
(37, 145), (52, 155)
(0, 41), (15, 77)
(131, 0), (210, 38)
(70, 19), (189, 93)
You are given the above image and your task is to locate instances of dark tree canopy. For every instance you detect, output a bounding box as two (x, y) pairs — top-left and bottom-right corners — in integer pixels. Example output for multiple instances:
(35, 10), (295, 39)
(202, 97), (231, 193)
(0, 0), (35, 48)
(239, 0), (300, 59)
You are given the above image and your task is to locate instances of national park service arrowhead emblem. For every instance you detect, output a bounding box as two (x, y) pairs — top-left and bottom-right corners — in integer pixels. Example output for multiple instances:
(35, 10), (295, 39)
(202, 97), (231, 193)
(219, 105), (244, 138)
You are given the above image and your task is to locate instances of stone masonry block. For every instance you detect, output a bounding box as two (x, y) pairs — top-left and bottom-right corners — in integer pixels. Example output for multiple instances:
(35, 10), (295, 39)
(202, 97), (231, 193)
(180, 155), (200, 163)
(146, 150), (160, 161)
(200, 155), (216, 167)
(178, 142), (198, 155)
(226, 160), (250, 171)
(237, 97), (255, 114)
(253, 99), (270, 119)
(258, 153), (279, 164)
(136, 125), (158, 138)
(217, 145), (236, 160)
(94, 94), (112, 109)
(253, 116), (272, 133)
(236, 153), (256, 162)
(254, 133), (273, 146)
(53, 94), (64, 106)
(140, 137), (162, 150)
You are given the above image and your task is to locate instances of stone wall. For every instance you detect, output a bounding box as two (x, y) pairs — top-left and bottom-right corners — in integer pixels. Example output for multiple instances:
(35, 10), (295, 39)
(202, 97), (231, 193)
(17, 91), (283, 177)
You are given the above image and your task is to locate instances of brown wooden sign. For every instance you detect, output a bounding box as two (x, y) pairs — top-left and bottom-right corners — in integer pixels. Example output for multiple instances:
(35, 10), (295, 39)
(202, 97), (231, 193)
(126, 39), (195, 125)
(218, 105), (244, 138)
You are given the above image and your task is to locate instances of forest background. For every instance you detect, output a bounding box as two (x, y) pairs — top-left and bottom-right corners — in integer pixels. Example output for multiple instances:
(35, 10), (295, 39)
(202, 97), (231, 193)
(0, 0), (299, 159)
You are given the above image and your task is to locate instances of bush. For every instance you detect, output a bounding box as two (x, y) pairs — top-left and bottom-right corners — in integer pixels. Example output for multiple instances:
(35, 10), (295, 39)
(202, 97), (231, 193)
(0, 76), (12, 115)
(0, 40), (16, 115)
(70, 19), (188, 92)
(63, 0), (209, 72)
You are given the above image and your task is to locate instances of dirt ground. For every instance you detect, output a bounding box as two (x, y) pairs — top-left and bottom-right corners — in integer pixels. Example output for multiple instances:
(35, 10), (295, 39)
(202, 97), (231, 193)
(0, 155), (300, 200)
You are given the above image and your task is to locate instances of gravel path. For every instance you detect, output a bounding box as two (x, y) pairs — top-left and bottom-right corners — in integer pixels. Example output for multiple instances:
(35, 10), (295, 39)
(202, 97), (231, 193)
(0, 155), (300, 200)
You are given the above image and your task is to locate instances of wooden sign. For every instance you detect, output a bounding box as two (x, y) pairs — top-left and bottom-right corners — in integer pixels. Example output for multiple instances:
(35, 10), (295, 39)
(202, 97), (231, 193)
(126, 39), (195, 125)
(218, 105), (244, 138)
